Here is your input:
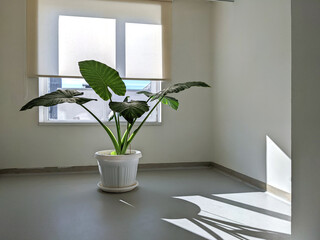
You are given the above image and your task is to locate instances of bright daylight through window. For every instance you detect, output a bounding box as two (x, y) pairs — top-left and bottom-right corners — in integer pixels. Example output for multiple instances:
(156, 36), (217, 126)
(40, 77), (160, 122)
(29, 0), (172, 123)
(40, 15), (161, 123)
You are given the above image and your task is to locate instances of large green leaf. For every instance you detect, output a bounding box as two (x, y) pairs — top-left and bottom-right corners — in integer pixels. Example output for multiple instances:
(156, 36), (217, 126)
(78, 60), (126, 101)
(138, 81), (210, 101)
(161, 96), (179, 110)
(107, 96), (130, 122)
(109, 101), (149, 124)
(162, 81), (210, 95)
(20, 89), (97, 111)
(136, 90), (153, 99)
(138, 91), (179, 110)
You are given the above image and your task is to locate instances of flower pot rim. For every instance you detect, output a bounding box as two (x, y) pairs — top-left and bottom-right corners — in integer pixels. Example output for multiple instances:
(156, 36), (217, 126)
(95, 150), (142, 161)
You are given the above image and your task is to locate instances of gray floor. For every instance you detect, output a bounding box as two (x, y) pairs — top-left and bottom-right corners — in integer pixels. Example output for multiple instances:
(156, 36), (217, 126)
(0, 168), (291, 240)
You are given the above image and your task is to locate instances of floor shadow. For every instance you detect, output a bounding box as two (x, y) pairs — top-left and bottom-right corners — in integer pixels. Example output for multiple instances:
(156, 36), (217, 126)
(193, 216), (291, 240)
(163, 194), (291, 240)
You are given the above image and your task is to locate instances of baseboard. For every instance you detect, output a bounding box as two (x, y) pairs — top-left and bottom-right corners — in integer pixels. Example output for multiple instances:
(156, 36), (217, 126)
(138, 162), (212, 170)
(0, 162), (279, 197)
(0, 166), (98, 175)
(211, 162), (267, 191)
(0, 162), (212, 175)
(211, 162), (292, 202)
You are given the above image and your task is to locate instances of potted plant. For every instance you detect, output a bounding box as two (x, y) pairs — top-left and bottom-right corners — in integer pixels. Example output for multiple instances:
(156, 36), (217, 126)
(21, 60), (210, 192)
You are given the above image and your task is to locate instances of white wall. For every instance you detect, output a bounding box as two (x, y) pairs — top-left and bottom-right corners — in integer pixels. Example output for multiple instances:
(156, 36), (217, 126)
(210, 0), (291, 182)
(0, 0), (212, 168)
(0, 0), (293, 190)
(292, 1), (320, 239)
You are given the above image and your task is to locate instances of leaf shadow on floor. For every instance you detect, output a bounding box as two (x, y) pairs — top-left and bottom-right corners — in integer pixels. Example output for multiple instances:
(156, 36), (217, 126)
(189, 215), (291, 240)
(162, 194), (291, 240)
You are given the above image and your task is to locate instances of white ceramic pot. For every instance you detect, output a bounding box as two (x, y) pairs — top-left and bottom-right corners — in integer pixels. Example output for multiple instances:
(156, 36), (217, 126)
(95, 150), (142, 192)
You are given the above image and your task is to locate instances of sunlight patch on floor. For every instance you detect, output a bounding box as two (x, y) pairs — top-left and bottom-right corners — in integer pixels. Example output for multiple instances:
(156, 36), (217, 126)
(119, 199), (135, 208)
(163, 192), (291, 240)
(212, 192), (290, 216)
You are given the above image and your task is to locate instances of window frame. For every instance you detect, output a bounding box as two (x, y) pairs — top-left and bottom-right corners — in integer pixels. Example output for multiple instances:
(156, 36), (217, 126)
(28, 0), (170, 126)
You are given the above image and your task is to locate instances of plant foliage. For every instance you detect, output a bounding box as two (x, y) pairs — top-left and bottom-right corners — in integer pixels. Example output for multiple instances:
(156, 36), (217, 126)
(137, 91), (179, 110)
(20, 90), (96, 111)
(109, 101), (149, 124)
(138, 81), (210, 100)
(21, 60), (210, 155)
(78, 60), (126, 101)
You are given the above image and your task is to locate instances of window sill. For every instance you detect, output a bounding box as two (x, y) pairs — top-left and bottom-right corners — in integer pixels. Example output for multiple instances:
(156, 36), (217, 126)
(38, 121), (162, 126)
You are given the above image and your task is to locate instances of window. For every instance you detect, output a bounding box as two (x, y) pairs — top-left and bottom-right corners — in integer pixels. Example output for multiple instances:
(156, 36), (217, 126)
(27, 0), (172, 123)
(39, 78), (161, 123)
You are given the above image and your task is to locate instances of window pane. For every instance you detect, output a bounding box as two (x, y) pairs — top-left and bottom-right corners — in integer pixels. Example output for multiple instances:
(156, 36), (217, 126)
(50, 90), (105, 121)
(125, 23), (162, 78)
(48, 78), (105, 121)
(44, 78), (160, 123)
(123, 80), (150, 91)
(59, 16), (116, 76)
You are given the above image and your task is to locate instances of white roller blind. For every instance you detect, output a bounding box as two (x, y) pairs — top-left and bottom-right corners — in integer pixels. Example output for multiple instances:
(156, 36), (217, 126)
(27, 0), (172, 80)
(126, 23), (163, 78)
(59, 16), (116, 76)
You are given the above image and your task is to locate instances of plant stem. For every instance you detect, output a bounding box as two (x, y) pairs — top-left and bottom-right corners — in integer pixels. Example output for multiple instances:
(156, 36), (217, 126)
(120, 122), (133, 154)
(120, 120), (135, 146)
(114, 112), (122, 148)
(125, 97), (163, 149)
(80, 104), (120, 153)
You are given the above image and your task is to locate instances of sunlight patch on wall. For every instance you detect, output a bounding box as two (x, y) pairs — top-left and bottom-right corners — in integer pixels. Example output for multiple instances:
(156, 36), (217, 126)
(266, 135), (291, 193)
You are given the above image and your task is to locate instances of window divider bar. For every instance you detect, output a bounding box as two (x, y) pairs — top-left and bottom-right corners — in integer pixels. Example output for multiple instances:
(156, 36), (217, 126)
(116, 19), (126, 78)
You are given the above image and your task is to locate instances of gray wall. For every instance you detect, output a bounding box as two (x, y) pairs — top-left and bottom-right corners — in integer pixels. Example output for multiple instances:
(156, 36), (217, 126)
(210, 0), (291, 182)
(292, 1), (320, 239)
(0, 0), (212, 168)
